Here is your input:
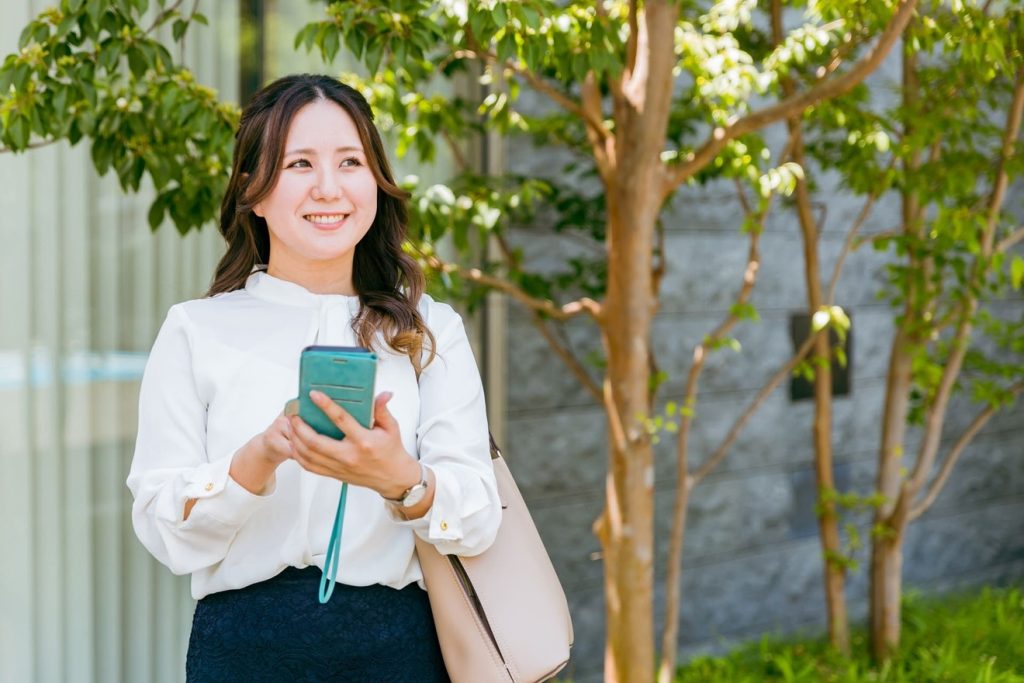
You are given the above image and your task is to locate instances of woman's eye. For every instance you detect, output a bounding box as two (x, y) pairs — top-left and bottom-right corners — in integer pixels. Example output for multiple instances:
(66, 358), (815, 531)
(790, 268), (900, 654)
(340, 157), (362, 168)
(287, 159), (311, 168)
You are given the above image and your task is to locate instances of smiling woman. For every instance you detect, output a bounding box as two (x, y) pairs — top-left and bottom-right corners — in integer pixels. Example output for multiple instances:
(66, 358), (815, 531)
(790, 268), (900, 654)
(253, 101), (378, 292)
(126, 74), (502, 682)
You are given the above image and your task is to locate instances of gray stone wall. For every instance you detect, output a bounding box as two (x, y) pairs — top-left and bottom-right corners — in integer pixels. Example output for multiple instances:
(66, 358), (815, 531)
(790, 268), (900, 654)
(502, 112), (1024, 680)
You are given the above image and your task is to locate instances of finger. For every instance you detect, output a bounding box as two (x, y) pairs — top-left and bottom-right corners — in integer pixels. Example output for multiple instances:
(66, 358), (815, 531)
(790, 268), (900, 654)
(372, 391), (398, 432)
(276, 415), (294, 441)
(290, 415), (347, 467)
(289, 422), (324, 469)
(310, 390), (363, 437)
(290, 416), (326, 451)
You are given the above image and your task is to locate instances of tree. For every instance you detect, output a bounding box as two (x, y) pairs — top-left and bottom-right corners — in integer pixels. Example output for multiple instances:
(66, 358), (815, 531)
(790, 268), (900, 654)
(799, 5), (1024, 660)
(4, 0), (950, 680)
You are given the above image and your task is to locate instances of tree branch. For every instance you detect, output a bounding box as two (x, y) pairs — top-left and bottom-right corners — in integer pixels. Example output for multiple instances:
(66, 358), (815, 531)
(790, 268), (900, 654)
(0, 138), (60, 153)
(661, 0), (919, 197)
(146, 0), (186, 34)
(982, 66), (1024, 257)
(420, 251), (603, 322)
(581, 70), (614, 179)
(626, 0), (639, 75)
(528, 314), (603, 401)
(440, 128), (469, 173)
(996, 226), (1024, 254)
(908, 381), (1024, 521)
(692, 327), (825, 486)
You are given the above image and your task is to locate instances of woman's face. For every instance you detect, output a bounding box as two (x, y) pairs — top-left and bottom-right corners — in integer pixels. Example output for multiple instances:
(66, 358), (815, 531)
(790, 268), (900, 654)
(255, 99), (378, 275)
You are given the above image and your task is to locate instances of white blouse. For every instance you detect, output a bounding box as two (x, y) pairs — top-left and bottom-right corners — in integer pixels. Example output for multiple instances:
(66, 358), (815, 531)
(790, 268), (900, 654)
(127, 270), (501, 599)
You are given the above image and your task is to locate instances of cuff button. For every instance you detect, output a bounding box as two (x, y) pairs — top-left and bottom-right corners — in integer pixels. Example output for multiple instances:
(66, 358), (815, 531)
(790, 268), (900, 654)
(440, 520), (448, 531)
(204, 482), (214, 492)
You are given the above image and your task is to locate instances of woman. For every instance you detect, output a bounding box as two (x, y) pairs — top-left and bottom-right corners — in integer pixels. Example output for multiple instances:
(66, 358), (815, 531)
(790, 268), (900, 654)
(127, 74), (501, 682)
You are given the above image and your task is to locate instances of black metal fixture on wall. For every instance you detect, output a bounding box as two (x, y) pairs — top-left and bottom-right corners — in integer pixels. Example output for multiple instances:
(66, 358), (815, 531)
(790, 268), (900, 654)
(789, 311), (853, 401)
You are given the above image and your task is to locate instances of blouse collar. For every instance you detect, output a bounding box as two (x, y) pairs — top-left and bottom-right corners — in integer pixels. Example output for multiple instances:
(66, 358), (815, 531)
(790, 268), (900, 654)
(244, 268), (361, 312)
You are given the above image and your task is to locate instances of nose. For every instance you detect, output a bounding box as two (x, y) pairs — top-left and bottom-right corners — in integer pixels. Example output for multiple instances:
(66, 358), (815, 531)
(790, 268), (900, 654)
(311, 167), (342, 201)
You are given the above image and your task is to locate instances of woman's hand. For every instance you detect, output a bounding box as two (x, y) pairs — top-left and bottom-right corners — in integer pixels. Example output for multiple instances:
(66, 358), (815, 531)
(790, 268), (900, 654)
(254, 413), (298, 466)
(289, 390), (422, 499)
(225, 414), (295, 496)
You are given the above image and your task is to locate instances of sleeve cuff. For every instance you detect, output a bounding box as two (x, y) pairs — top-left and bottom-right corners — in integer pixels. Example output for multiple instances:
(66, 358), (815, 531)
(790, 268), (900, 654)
(180, 453), (275, 527)
(386, 464), (489, 543)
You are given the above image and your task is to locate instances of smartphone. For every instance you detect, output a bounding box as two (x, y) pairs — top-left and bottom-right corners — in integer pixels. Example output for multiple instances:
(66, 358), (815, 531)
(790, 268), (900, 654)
(285, 345), (378, 440)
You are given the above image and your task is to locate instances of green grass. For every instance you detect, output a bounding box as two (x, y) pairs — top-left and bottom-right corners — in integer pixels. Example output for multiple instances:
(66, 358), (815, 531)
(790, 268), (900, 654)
(676, 585), (1024, 682)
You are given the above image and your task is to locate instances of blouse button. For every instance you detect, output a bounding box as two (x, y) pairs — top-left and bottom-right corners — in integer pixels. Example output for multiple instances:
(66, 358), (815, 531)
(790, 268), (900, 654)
(204, 482), (214, 492)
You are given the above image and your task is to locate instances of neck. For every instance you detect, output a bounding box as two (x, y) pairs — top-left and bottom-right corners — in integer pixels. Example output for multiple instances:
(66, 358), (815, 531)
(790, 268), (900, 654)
(266, 256), (357, 296)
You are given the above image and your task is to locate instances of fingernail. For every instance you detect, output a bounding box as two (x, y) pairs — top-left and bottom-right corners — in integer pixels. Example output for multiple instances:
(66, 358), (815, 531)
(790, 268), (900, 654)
(382, 391), (394, 402)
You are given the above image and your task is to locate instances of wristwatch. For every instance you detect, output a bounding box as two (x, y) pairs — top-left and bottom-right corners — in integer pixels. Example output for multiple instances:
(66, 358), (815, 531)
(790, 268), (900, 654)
(384, 462), (430, 508)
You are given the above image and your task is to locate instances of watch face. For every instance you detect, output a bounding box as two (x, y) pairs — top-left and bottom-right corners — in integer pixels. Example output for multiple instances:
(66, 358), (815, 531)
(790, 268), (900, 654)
(402, 483), (427, 508)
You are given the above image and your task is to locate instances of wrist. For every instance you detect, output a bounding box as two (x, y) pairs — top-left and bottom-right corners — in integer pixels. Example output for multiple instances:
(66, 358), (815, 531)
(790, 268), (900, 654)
(381, 457), (424, 501)
(230, 438), (280, 495)
(251, 433), (286, 467)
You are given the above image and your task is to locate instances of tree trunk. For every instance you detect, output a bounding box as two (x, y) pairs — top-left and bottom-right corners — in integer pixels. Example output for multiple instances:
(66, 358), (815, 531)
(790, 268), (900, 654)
(787, 115), (851, 656)
(869, 36), (919, 661)
(869, 526), (904, 660)
(768, 0), (850, 648)
(810, 339), (850, 653)
(594, 173), (660, 683)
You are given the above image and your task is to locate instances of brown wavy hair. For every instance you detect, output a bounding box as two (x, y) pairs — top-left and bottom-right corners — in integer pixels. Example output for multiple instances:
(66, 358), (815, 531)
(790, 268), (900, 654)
(208, 74), (435, 370)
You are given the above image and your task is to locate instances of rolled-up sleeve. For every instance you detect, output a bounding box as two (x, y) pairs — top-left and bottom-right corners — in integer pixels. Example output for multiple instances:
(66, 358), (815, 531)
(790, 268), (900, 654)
(126, 305), (274, 576)
(389, 308), (501, 556)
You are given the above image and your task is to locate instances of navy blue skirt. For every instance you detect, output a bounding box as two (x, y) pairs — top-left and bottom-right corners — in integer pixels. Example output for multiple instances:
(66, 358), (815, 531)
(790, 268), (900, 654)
(186, 566), (449, 682)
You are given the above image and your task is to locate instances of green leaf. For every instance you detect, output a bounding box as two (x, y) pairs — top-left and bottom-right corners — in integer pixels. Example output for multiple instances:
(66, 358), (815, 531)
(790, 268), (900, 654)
(191, 12), (208, 26)
(18, 22), (36, 49)
(365, 41), (384, 74)
(147, 192), (167, 229)
(127, 46), (147, 77)
(12, 62), (31, 92)
(9, 115), (30, 149)
(294, 23), (315, 51)
(90, 136), (113, 173)
(521, 6), (540, 30)
(172, 19), (188, 42)
(1011, 256), (1024, 291)
(322, 29), (340, 63)
(68, 118), (83, 146)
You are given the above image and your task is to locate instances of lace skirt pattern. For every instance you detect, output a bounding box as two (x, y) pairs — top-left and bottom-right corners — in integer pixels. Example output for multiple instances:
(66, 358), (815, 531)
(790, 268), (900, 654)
(185, 566), (449, 682)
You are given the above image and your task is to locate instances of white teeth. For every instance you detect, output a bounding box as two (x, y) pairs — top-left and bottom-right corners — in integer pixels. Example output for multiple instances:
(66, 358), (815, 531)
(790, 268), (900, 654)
(305, 214), (346, 225)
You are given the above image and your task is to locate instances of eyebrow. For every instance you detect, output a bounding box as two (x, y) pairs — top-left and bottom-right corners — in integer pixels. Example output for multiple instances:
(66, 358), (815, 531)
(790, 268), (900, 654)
(284, 146), (364, 156)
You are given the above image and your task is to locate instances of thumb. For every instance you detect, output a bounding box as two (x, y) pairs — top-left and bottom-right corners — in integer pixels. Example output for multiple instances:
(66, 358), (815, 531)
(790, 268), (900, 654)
(373, 391), (398, 432)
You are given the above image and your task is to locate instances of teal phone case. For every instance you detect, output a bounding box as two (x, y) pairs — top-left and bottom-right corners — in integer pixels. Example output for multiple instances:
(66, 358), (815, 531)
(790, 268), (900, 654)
(292, 346), (377, 440)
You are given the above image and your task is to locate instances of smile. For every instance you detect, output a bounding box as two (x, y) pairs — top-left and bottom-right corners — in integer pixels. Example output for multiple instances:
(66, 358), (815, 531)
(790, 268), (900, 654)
(303, 213), (349, 228)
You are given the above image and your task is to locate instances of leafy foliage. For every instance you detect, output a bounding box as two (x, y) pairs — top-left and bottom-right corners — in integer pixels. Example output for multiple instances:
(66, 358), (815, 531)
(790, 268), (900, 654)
(0, 0), (238, 234)
(676, 585), (1024, 682)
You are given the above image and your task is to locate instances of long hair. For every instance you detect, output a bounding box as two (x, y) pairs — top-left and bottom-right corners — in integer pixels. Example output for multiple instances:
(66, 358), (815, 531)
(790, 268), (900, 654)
(208, 74), (435, 370)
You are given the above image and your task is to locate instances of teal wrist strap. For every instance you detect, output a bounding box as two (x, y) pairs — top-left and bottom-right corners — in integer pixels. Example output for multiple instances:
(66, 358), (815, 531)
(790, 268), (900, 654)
(318, 482), (349, 604)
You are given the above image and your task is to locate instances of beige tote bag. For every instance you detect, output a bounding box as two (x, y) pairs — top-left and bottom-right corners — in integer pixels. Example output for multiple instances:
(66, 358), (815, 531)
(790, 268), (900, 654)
(414, 438), (574, 682)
